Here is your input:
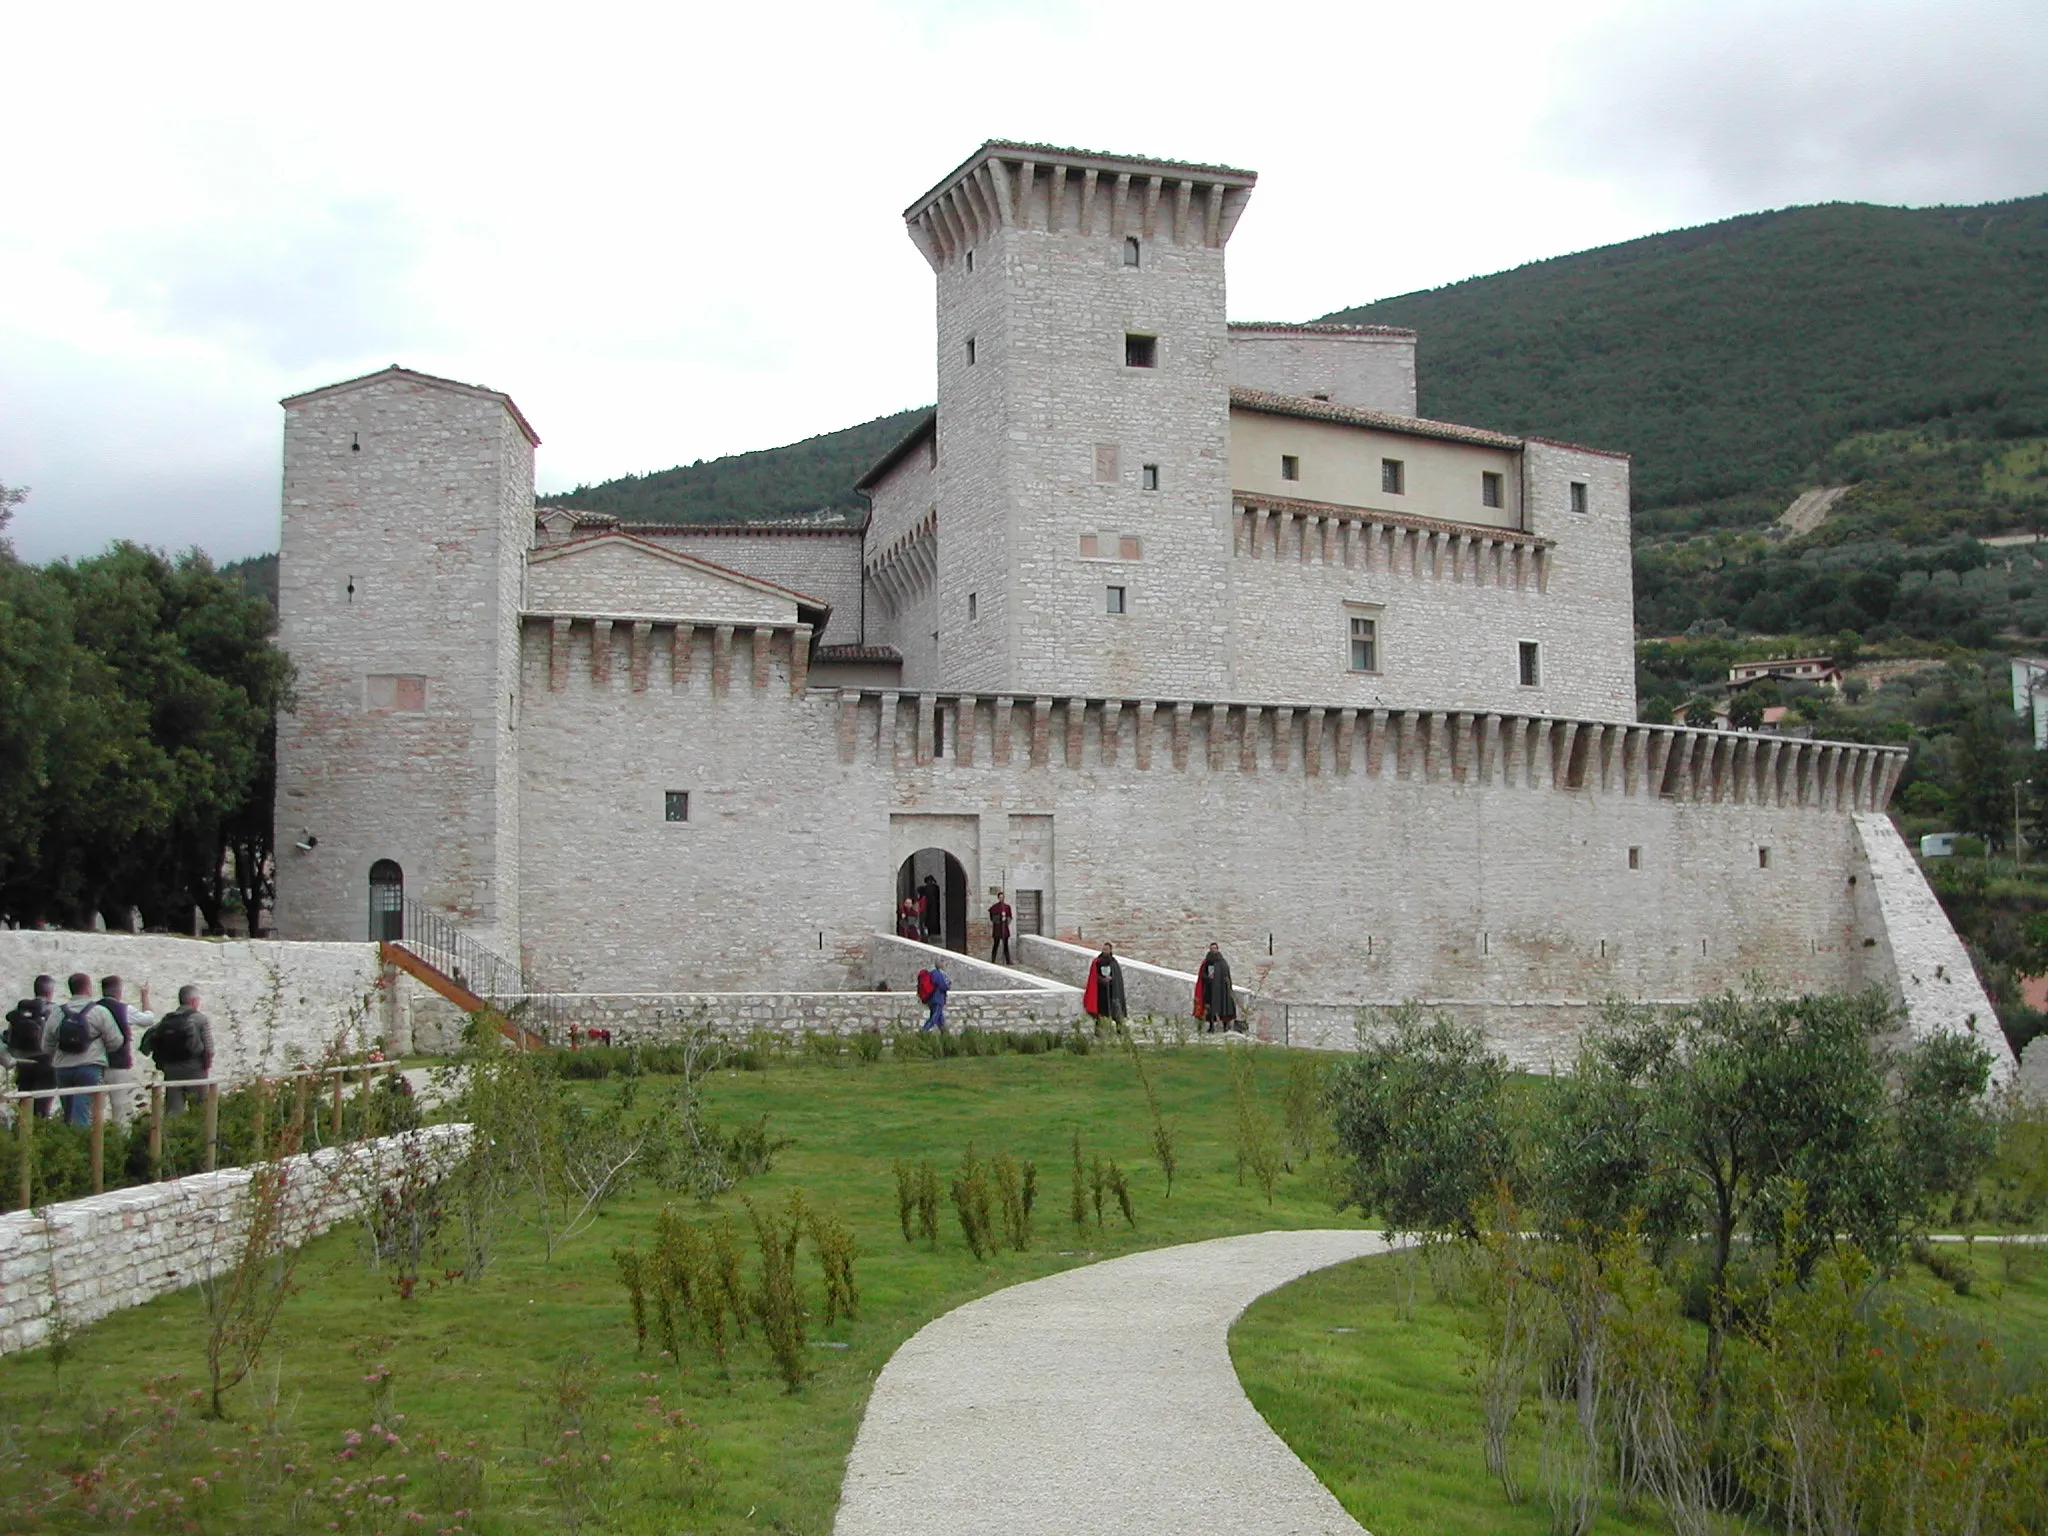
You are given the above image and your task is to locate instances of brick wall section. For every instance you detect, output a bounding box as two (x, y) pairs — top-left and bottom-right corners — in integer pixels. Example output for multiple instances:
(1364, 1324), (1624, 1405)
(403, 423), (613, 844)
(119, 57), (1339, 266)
(1851, 813), (2016, 1082)
(634, 528), (866, 646)
(1226, 326), (1418, 414)
(0, 1125), (471, 1357)
(0, 931), (388, 1080)
(275, 372), (531, 952)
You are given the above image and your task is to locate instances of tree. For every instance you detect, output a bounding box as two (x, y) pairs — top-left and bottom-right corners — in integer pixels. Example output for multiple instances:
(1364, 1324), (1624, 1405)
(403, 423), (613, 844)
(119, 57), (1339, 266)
(1327, 1009), (1511, 1240)
(1726, 692), (1765, 731)
(1949, 703), (2015, 845)
(1682, 698), (1718, 728)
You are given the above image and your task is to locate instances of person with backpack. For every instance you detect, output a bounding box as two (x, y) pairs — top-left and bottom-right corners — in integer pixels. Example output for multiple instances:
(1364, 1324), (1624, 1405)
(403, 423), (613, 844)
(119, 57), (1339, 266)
(97, 974), (153, 1126)
(50, 972), (123, 1128)
(917, 963), (951, 1033)
(6, 974), (59, 1119)
(141, 984), (214, 1116)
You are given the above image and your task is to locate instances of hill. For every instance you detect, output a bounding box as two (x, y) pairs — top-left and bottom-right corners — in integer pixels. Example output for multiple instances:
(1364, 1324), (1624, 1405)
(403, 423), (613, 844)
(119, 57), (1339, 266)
(1321, 195), (2048, 517)
(539, 406), (929, 526)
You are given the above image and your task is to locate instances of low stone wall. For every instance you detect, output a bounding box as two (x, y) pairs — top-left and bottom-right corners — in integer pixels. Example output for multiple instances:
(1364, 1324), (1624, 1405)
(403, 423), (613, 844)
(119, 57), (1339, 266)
(0, 1123), (472, 1357)
(0, 931), (389, 1083)
(1019, 935), (1254, 1025)
(501, 988), (1081, 1041)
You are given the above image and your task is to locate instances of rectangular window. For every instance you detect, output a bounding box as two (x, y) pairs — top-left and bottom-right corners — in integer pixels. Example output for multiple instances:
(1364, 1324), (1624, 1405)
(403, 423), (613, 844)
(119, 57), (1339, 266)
(934, 708), (947, 758)
(1518, 640), (1541, 687)
(1570, 480), (1588, 515)
(1141, 463), (1159, 491)
(1481, 471), (1504, 508)
(1106, 585), (1127, 615)
(1381, 458), (1404, 494)
(1079, 533), (1099, 558)
(1349, 613), (1379, 673)
(1123, 237), (1141, 267)
(1094, 443), (1119, 483)
(1124, 333), (1157, 368)
(1118, 534), (1142, 560)
(1280, 454), (1300, 482)
(968, 592), (978, 621)
(1627, 846), (1641, 870)
(1758, 847), (1771, 869)
(664, 791), (689, 823)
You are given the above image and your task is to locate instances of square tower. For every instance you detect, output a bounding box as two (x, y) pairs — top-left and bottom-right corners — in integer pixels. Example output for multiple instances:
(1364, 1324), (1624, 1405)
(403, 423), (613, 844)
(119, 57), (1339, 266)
(904, 143), (1256, 697)
(273, 367), (535, 951)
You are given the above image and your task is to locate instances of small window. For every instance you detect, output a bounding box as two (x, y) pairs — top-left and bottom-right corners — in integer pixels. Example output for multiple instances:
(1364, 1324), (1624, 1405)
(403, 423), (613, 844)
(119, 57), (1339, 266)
(964, 336), (977, 365)
(1381, 458), (1404, 494)
(1125, 333), (1157, 368)
(1106, 585), (1127, 615)
(1627, 846), (1641, 870)
(1118, 535), (1141, 560)
(664, 791), (690, 823)
(1349, 613), (1379, 673)
(1123, 236), (1141, 267)
(1518, 641), (1541, 687)
(1079, 533), (1099, 558)
(968, 592), (978, 621)
(934, 708), (947, 757)
(1758, 847), (1771, 870)
(1570, 480), (1588, 515)
(1095, 443), (1119, 483)
(1481, 471), (1504, 508)
(1280, 454), (1300, 482)
(965, 249), (975, 272)
(1141, 463), (1159, 491)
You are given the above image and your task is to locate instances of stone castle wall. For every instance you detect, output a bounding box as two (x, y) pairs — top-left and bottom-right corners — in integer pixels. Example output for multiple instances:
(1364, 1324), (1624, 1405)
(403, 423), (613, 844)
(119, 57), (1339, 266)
(1226, 325), (1418, 415)
(638, 527), (866, 646)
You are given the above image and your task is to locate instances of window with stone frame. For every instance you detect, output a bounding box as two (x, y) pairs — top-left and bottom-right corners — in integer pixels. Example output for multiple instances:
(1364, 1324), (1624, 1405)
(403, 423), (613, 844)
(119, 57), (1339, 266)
(664, 791), (690, 823)
(1570, 480), (1589, 515)
(1141, 463), (1159, 491)
(1123, 237), (1141, 267)
(1381, 458), (1405, 494)
(1280, 454), (1300, 482)
(1518, 640), (1541, 687)
(1106, 585), (1127, 615)
(1482, 471), (1505, 509)
(1347, 610), (1380, 673)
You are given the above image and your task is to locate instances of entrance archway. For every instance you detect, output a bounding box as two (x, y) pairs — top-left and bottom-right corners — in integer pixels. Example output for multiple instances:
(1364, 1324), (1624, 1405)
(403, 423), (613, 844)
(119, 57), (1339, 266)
(897, 849), (967, 952)
(368, 859), (404, 942)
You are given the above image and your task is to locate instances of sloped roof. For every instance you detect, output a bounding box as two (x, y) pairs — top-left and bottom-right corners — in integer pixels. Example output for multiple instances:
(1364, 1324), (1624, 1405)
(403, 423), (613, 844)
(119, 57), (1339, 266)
(855, 410), (938, 492)
(1229, 387), (1522, 450)
(527, 530), (830, 613)
(281, 365), (541, 446)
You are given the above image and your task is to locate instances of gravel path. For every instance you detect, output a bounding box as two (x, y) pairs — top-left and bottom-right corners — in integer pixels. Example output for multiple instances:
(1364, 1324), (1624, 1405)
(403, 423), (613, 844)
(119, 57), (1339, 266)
(835, 1228), (1395, 1536)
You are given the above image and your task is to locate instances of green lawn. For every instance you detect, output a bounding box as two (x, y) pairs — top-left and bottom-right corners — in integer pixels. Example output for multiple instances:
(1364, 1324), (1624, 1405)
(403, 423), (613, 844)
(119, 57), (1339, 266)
(1231, 1239), (2048, 1536)
(0, 1043), (1361, 1534)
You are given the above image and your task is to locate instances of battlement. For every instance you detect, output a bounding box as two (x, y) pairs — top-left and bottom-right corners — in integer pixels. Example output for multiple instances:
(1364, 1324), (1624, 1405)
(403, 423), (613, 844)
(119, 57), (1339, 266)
(828, 688), (1906, 812)
(905, 140), (1257, 269)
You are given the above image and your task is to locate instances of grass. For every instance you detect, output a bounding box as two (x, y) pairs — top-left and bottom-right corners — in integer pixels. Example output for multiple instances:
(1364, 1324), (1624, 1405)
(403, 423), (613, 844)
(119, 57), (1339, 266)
(0, 1043), (1360, 1534)
(1230, 1241), (2048, 1536)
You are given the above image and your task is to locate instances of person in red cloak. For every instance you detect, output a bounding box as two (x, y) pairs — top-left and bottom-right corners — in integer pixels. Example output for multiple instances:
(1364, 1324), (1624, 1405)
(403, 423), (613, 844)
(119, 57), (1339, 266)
(1193, 942), (1239, 1033)
(1082, 942), (1127, 1022)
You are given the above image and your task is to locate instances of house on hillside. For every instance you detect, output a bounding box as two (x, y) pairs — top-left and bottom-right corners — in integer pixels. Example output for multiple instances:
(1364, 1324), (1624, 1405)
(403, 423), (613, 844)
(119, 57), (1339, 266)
(1729, 656), (1842, 690)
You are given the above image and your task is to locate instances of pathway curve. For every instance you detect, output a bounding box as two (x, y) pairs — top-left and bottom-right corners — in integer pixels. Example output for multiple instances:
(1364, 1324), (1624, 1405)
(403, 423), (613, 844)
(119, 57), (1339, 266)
(835, 1228), (1396, 1536)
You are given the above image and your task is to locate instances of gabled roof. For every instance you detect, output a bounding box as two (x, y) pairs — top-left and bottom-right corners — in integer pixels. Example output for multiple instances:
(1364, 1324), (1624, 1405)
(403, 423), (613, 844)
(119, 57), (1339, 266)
(855, 410), (938, 492)
(1229, 387), (1523, 450)
(281, 365), (541, 446)
(527, 530), (830, 616)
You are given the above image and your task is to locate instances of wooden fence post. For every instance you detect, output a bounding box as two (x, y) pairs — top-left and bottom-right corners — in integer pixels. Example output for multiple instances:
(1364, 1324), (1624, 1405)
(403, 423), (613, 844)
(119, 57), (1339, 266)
(14, 1105), (29, 1210)
(89, 1089), (105, 1195)
(148, 1084), (165, 1180)
(202, 1083), (219, 1173)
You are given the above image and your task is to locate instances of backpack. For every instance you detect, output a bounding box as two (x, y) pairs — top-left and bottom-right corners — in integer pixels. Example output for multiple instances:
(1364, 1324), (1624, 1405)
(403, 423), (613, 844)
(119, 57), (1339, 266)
(5, 998), (48, 1056)
(55, 1002), (97, 1055)
(147, 1008), (197, 1062)
(916, 969), (934, 1004)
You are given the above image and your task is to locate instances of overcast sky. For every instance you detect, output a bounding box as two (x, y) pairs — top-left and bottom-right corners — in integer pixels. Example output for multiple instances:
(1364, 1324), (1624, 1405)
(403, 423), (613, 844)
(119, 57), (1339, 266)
(3, 0), (2043, 565)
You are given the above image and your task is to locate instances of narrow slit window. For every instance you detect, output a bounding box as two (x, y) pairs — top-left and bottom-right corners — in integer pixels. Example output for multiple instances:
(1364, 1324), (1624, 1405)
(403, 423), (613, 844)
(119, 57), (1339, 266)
(1758, 846), (1771, 869)
(1106, 585), (1127, 615)
(964, 336), (977, 365)
(1627, 846), (1641, 870)
(1123, 236), (1141, 267)
(1280, 454), (1300, 482)
(1381, 458), (1405, 494)
(1570, 480), (1588, 515)
(1141, 463), (1159, 491)
(965, 249), (975, 272)
(1518, 640), (1541, 687)
(1124, 333), (1157, 368)
(933, 708), (947, 757)
(1481, 471), (1504, 508)
(664, 791), (690, 823)
(968, 592), (978, 621)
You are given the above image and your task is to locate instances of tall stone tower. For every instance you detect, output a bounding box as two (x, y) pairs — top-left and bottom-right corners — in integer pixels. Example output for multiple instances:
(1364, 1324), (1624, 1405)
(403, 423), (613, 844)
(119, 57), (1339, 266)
(272, 366), (535, 952)
(905, 143), (1256, 697)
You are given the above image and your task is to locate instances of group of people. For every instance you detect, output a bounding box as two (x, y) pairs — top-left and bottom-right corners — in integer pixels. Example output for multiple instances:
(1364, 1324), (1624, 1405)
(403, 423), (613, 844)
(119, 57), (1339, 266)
(1080, 941), (1246, 1033)
(3, 972), (215, 1127)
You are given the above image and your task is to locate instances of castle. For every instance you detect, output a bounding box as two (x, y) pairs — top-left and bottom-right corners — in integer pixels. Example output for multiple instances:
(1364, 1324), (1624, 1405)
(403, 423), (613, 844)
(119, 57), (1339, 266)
(271, 141), (2008, 1071)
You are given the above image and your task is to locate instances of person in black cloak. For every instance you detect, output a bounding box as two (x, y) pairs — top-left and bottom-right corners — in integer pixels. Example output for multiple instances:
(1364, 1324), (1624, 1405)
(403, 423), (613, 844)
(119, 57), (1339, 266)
(918, 874), (942, 941)
(1193, 942), (1239, 1033)
(1083, 941), (1127, 1023)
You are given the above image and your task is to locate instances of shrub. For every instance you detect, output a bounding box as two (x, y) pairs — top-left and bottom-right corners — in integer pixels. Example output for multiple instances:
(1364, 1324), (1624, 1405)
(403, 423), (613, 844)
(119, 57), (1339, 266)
(745, 1192), (809, 1392)
(951, 1148), (995, 1260)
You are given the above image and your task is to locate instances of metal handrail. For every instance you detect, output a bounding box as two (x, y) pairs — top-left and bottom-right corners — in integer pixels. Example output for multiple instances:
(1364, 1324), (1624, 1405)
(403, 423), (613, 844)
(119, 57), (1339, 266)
(393, 899), (565, 1041)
